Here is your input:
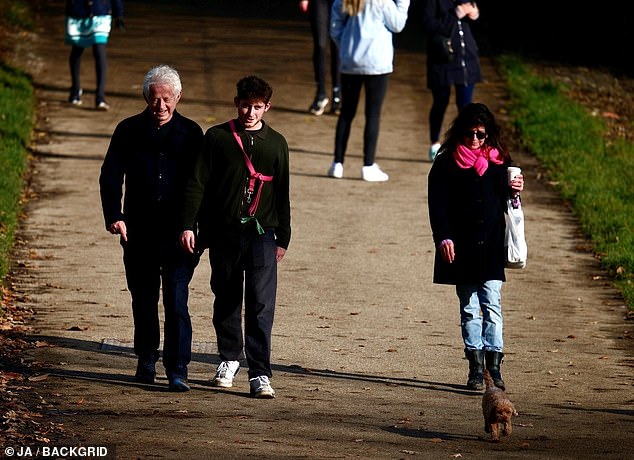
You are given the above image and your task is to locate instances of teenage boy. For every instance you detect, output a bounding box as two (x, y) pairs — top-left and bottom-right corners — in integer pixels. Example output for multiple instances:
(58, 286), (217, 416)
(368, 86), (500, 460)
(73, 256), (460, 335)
(179, 75), (291, 398)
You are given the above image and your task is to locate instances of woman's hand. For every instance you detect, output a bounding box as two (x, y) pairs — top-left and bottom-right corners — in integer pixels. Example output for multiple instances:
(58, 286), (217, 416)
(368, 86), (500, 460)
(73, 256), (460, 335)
(510, 173), (524, 193)
(439, 239), (455, 264)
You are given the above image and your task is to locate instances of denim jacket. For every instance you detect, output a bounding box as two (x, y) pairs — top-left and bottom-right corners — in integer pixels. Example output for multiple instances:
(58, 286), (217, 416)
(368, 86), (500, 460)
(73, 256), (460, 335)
(330, 0), (410, 75)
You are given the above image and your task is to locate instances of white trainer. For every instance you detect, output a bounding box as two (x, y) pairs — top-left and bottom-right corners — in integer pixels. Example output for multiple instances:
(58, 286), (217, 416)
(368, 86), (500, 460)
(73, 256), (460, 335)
(211, 360), (240, 388)
(249, 375), (275, 399)
(327, 162), (343, 179)
(361, 163), (389, 182)
(428, 143), (441, 161)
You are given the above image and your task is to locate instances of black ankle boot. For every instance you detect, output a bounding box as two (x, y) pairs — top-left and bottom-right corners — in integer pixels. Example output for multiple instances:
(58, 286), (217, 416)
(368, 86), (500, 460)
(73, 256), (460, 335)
(135, 353), (158, 384)
(464, 349), (485, 390)
(485, 351), (506, 390)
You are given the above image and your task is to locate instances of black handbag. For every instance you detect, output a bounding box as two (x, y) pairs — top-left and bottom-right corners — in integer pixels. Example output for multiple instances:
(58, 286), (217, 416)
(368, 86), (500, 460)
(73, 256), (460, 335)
(430, 22), (456, 62)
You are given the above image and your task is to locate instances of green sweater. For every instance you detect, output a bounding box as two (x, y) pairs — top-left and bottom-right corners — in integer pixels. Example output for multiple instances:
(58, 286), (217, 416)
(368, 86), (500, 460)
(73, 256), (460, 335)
(181, 119), (291, 249)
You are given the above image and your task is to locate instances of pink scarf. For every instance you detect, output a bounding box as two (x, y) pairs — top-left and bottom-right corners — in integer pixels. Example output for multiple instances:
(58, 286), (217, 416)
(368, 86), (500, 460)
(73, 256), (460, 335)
(453, 145), (503, 176)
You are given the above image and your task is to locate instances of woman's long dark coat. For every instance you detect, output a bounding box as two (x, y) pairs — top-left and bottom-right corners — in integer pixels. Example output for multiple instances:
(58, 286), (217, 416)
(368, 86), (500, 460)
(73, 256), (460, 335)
(427, 150), (511, 285)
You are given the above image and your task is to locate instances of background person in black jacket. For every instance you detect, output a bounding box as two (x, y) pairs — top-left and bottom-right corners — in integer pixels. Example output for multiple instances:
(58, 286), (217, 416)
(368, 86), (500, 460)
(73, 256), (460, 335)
(422, 0), (481, 161)
(99, 65), (203, 391)
(428, 103), (523, 391)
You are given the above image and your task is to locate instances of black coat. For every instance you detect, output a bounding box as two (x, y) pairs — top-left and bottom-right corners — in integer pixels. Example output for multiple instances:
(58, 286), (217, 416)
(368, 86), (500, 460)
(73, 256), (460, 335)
(99, 110), (203, 247)
(66, 0), (124, 18)
(427, 150), (510, 285)
(421, 0), (482, 88)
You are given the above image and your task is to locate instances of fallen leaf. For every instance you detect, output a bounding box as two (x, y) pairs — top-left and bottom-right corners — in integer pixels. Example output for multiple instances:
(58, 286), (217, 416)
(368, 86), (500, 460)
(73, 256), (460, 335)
(28, 373), (49, 382)
(1, 371), (24, 381)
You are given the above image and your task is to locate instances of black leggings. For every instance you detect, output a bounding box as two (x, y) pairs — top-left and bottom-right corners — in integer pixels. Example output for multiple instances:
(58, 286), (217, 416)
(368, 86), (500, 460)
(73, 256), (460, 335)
(428, 83), (475, 143)
(334, 73), (389, 166)
(309, 0), (340, 98)
(69, 44), (107, 103)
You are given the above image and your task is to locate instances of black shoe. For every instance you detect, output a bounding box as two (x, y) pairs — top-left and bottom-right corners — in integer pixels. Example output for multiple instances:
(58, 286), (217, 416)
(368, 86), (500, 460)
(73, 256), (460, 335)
(68, 88), (83, 106)
(309, 96), (329, 116)
(168, 377), (190, 392)
(485, 351), (506, 390)
(330, 95), (341, 115)
(465, 349), (485, 391)
(135, 356), (157, 384)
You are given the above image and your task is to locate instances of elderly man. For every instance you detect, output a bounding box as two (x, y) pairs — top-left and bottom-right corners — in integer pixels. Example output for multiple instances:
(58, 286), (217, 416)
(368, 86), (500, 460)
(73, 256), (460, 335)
(99, 65), (203, 391)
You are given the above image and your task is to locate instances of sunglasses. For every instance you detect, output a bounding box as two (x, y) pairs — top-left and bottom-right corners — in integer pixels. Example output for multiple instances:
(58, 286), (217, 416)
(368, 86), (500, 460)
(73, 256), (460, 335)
(465, 130), (487, 140)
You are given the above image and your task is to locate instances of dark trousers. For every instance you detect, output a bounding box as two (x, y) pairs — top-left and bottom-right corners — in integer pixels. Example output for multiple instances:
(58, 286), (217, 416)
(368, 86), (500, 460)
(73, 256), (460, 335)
(309, 0), (340, 97)
(429, 83), (475, 143)
(123, 240), (198, 379)
(209, 230), (277, 380)
(334, 73), (389, 166)
(69, 43), (107, 103)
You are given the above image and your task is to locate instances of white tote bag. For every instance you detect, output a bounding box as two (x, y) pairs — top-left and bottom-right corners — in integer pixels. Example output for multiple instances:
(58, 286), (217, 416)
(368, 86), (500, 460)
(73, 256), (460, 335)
(505, 195), (527, 269)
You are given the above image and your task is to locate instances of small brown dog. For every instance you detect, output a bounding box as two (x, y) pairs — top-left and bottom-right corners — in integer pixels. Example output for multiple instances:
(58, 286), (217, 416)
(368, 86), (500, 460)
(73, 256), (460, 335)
(482, 369), (517, 442)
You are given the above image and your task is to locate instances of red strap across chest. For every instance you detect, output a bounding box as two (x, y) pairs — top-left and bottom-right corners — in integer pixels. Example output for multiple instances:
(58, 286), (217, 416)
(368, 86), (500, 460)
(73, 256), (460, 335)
(228, 119), (274, 217)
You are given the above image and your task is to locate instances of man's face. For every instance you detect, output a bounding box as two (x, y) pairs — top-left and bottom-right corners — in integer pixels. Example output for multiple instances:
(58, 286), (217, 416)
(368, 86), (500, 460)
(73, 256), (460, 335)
(235, 97), (270, 130)
(145, 83), (181, 126)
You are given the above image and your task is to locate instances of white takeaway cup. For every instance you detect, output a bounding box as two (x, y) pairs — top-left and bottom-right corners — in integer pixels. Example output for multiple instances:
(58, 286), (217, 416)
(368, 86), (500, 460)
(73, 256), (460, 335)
(507, 166), (522, 184)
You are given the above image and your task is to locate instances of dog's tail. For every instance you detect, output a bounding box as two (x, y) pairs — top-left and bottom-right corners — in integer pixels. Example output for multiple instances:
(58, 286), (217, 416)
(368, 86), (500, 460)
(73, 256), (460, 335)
(483, 368), (495, 389)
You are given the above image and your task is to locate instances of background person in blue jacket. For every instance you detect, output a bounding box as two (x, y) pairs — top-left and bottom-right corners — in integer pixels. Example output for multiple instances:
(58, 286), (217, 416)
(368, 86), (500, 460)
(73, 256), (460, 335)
(65, 0), (125, 110)
(327, 0), (410, 182)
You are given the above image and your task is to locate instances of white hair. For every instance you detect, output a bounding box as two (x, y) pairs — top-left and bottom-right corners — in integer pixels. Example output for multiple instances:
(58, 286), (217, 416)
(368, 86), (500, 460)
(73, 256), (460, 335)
(143, 65), (182, 98)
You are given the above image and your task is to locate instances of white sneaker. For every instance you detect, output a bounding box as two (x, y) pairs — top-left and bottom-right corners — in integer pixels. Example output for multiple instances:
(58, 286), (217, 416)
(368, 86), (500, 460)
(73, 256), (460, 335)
(428, 143), (441, 161)
(96, 101), (110, 111)
(211, 360), (240, 388)
(309, 96), (329, 116)
(327, 162), (343, 179)
(361, 163), (389, 182)
(249, 375), (275, 399)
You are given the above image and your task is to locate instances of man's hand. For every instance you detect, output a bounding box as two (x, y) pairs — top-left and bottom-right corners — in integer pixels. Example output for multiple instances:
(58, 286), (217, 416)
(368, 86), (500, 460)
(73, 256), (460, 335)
(108, 220), (127, 241)
(275, 247), (286, 263)
(180, 230), (196, 254)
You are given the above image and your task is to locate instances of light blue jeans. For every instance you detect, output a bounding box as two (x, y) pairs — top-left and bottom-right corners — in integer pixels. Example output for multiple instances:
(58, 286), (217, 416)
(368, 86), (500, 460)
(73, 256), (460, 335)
(456, 280), (504, 352)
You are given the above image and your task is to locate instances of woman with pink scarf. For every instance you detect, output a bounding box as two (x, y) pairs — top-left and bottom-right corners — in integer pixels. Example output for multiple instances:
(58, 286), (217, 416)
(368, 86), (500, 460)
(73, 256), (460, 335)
(427, 103), (524, 391)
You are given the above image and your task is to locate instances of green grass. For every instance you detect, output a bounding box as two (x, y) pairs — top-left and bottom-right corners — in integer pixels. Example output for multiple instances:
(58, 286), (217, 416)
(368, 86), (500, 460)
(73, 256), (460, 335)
(0, 0), (33, 30)
(0, 0), (35, 303)
(0, 62), (34, 284)
(498, 55), (634, 308)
